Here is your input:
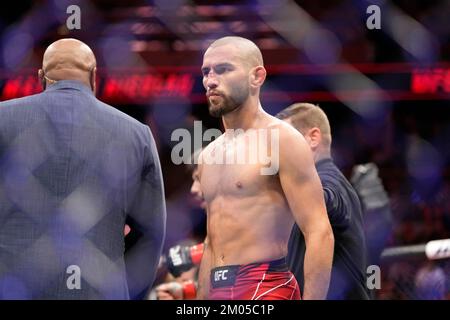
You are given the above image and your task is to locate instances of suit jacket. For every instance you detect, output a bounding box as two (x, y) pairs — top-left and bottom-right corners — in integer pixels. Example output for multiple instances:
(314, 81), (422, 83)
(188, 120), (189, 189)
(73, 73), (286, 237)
(0, 80), (166, 299)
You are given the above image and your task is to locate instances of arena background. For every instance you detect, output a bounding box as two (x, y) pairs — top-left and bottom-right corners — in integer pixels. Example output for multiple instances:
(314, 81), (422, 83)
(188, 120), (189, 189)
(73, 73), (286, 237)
(0, 0), (449, 300)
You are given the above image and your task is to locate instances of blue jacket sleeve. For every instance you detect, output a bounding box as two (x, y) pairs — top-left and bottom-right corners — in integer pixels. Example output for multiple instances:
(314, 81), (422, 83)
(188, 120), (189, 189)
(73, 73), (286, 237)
(125, 125), (166, 299)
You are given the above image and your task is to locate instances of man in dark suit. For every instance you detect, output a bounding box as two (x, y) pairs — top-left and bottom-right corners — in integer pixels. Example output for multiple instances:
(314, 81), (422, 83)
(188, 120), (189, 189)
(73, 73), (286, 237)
(277, 103), (370, 300)
(0, 38), (166, 299)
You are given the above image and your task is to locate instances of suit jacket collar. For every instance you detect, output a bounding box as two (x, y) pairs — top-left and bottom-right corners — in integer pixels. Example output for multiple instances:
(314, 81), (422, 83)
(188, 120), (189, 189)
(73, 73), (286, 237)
(45, 80), (93, 95)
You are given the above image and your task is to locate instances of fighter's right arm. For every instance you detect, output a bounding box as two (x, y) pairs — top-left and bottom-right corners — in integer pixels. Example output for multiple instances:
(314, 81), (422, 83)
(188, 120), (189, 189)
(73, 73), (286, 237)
(278, 124), (334, 300)
(196, 236), (211, 299)
(196, 151), (211, 299)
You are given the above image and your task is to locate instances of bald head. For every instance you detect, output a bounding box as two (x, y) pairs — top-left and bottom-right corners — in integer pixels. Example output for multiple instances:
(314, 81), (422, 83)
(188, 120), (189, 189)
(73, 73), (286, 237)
(207, 36), (264, 68)
(39, 38), (97, 91)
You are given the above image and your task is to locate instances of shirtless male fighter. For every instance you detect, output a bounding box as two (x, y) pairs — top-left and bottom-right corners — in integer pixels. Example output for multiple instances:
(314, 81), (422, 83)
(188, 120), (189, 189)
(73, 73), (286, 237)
(196, 36), (334, 300)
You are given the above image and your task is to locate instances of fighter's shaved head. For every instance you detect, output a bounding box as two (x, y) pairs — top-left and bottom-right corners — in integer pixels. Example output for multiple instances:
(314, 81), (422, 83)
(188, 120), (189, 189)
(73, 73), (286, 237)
(202, 36), (267, 118)
(207, 36), (264, 68)
(39, 38), (97, 92)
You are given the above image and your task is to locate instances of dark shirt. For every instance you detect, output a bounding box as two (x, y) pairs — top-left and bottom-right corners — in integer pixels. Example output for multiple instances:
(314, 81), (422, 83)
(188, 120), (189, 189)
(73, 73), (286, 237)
(287, 158), (370, 299)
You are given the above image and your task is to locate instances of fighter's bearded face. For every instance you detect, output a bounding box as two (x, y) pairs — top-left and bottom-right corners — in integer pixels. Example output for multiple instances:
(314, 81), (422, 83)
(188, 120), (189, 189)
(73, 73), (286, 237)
(201, 45), (250, 118)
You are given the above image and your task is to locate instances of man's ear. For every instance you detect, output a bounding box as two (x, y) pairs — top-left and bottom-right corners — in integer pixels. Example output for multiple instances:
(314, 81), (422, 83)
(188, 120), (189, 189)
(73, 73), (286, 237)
(250, 66), (266, 88)
(38, 69), (45, 90)
(307, 127), (322, 150)
(90, 67), (97, 94)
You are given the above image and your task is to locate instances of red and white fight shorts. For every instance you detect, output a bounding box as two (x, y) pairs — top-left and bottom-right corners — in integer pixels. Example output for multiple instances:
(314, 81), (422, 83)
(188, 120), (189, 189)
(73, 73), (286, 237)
(208, 257), (300, 300)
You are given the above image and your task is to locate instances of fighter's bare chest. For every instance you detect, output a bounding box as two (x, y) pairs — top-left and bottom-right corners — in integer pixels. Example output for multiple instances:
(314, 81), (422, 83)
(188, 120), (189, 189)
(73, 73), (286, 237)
(200, 149), (275, 200)
(202, 162), (267, 193)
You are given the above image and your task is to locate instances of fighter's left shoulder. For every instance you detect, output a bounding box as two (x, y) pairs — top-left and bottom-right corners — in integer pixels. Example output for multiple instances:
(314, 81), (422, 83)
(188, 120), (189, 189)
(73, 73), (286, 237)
(265, 117), (315, 178)
(267, 117), (304, 139)
(265, 117), (308, 151)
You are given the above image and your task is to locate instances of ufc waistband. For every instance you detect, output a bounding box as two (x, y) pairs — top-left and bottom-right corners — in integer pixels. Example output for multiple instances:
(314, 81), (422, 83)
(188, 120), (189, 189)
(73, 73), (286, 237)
(210, 257), (288, 289)
(208, 257), (300, 300)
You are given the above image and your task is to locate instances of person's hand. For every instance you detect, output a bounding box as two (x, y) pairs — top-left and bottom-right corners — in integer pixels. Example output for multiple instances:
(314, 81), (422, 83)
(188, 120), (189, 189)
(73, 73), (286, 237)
(155, 280), (197, 300)
(156, 282), (183, 300)
(350, 163), (390, 210)
(166, 243), (204, 277)
(124, 224), (131, 236)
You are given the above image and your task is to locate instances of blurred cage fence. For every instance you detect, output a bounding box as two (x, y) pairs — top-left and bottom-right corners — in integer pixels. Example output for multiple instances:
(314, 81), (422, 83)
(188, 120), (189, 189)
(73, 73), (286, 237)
(0, 0), (449, 300)
(377, 239), (450, 299)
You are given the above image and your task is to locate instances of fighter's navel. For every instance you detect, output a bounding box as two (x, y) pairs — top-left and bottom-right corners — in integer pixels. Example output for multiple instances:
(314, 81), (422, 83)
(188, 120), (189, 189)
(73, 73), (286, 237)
(235, 181), (243, 189)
